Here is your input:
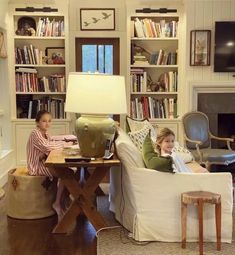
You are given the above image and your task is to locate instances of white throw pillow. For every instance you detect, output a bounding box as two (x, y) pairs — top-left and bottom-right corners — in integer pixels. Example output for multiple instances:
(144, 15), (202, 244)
(128, 125), (150, 152)
(126, 116), (157, 143)
(172, 141), (194, 163)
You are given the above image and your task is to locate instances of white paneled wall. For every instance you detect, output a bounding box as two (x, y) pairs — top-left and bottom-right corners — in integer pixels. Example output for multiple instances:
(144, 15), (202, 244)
(184, 0), (235, 112)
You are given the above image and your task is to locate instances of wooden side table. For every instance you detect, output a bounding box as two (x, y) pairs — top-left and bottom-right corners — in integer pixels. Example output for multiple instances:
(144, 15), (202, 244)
(45, 149), (120, 234)
(181, 191), (221, 255)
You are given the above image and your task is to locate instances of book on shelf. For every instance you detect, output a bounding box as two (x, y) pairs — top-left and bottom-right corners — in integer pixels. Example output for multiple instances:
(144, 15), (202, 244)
(134, 18), (145, 38)
(157, 71), (178, 92)
(133, 18), (178, 38)
(133, 60), (149, 65)
(131, 96), (177, 119)
(130, 68), (147, 92)
(36, 18), (64, 37)
(16, 67), (37, 73)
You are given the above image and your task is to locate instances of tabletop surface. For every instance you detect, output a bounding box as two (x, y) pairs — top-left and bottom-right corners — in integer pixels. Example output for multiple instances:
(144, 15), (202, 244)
(45, 149), (120, 168)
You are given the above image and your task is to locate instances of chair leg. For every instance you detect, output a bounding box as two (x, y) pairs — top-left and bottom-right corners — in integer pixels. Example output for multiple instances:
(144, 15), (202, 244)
(215, 202), (221, 251)
(181, 200), (187, 249)
(198, 199), (204, 255)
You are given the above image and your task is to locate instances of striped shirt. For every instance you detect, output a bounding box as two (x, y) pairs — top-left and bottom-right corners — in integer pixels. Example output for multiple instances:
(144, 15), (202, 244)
(27, 128), (64, 177)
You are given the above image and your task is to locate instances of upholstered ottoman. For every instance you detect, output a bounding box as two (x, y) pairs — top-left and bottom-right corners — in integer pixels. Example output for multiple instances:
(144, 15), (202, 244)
(7, 167), (56, 219)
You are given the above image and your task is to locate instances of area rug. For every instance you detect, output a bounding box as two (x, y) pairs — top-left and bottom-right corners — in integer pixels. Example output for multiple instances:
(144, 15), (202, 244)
(97, 196), (235, 255)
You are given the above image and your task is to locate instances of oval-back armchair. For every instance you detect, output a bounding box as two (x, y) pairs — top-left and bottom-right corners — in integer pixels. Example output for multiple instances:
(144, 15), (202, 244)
(182, 111), (235, 170)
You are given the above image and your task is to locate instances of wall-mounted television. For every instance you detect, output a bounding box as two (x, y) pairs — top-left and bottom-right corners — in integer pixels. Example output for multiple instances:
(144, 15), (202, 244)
(214, 21), (235, 72)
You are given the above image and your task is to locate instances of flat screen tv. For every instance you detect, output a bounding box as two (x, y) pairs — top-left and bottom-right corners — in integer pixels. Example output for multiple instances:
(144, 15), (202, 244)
(214, 21), (235, 72)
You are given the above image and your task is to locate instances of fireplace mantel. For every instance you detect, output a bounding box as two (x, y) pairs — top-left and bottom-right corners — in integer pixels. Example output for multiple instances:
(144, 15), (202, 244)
(188, 81), (235, 111)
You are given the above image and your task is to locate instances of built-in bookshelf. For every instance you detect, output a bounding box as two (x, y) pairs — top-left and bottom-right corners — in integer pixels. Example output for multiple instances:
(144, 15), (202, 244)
(8, 4), (71, 166)
(128, 14), (180, 120)
(13, 13), (67, 120)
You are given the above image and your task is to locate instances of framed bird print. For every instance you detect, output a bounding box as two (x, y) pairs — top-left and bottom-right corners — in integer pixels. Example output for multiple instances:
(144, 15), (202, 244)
(80, 8), (115, 31)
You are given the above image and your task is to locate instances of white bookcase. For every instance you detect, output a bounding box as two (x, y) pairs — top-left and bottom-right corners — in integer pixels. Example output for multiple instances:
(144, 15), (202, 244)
(8, 4), (71, 166)
(127, 13), (182, 139)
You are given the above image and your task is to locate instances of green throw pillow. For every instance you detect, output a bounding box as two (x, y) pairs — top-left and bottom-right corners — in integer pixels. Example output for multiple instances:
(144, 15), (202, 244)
(142, 131), (174, 173)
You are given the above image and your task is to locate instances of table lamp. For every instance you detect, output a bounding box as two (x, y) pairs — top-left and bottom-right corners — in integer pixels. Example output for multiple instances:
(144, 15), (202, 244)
(65, 72), (127, 157)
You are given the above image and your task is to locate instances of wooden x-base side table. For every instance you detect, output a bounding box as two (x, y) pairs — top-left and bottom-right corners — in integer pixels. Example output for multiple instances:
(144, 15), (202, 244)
(45, 149), (120, 234)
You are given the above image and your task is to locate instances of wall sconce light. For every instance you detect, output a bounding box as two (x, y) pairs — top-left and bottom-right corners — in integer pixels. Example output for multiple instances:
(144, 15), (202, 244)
(135, 8), (177, 14)
(15, 7), (58, 12)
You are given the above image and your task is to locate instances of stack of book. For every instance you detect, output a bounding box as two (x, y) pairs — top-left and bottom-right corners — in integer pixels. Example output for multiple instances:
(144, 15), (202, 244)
(133, 54), (149, 65)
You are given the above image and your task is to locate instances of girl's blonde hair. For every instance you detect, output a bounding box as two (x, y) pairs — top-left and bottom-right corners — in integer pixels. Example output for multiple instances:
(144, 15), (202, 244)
(156, 127), (175, 152)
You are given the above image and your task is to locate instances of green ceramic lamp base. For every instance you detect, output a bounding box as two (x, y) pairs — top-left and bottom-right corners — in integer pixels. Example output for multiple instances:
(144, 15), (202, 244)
(75, 115), (116, 158)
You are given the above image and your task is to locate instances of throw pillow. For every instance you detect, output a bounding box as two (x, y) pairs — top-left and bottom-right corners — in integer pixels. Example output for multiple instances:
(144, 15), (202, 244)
(142, 131), (174, 173)
(172, 141), (194, 163)
(128, 125), (150, 152)
(126, 116), (157, 142)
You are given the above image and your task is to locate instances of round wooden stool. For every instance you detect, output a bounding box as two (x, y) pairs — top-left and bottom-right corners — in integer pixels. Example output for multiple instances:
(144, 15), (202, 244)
(181, 191), (221, 255)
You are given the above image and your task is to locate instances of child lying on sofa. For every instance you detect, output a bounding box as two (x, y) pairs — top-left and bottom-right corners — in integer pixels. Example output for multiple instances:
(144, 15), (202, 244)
(142, 127), (208, 173)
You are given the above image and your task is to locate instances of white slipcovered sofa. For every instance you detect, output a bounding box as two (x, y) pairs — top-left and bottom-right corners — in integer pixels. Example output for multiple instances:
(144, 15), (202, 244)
(109, 129), (233, 242)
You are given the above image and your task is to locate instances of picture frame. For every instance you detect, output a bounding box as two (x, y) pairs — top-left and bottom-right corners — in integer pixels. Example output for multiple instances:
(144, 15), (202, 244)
(45, 47), (65, 65)
(190, 30), (211, 66)
(80, 8), (115, 31)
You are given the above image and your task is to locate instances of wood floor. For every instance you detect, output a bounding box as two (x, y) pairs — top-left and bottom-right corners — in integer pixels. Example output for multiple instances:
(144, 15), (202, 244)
(0, 188), (100, 255)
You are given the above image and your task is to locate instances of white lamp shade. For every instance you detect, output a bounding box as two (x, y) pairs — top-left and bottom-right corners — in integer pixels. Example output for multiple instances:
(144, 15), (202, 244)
(65, 72), (127, 115)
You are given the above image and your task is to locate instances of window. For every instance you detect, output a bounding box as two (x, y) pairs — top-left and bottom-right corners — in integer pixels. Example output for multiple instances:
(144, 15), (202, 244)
(76, 38), (119, 74)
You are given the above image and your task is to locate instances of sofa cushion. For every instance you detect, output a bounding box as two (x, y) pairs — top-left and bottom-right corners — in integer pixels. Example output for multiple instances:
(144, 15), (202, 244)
(142, 132), (174, 173)
(126, 116), (157, 142)
(115, 128), (145, 168)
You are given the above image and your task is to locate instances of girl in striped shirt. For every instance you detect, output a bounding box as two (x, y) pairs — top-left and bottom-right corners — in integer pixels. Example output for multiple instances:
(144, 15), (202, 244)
(27, 110), (71, 218)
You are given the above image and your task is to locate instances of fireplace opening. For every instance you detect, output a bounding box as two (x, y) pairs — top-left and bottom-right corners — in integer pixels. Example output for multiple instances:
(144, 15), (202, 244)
(218, 113), (235, 150)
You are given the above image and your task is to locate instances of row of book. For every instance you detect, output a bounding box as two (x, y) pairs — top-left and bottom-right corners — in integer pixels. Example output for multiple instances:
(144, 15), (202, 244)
(130, 97), (177, 119)
(25, 98), (65, 119)
(158, 71), (178, 92)
(15, 46), (44, 65)
(149, 50), (177, 65)
(130, 69), (147, 92)
(15, 68), (65, 92)
(130, 69), (178, 93)
(36, 18), (65, 37)
(132, 18), (178, 38)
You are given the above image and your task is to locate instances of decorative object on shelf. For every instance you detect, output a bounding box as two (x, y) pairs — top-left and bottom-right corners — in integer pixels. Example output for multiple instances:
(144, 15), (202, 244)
(45, 47), (65, 64)
(135, 8), (177, 13)
(15, 16), (36, 36)
(80, 8), (115, 31)
(65, 73), (127, 157)
(0, 32), (7, 58)
(190, 30), (211, 66)
(147, 74), (159, 92)
(15, 7), (58, 12)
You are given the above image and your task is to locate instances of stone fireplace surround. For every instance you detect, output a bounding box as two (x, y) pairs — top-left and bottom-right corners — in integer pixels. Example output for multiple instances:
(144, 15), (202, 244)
(188, 81), (235, 149)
